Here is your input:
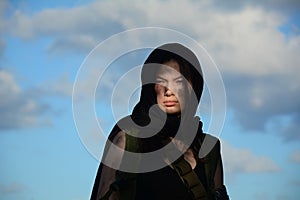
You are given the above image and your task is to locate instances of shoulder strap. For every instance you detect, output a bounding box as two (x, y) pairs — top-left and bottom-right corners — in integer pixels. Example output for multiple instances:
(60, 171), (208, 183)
(100, 130), (140, 200)
(100, 132), (220, 200)
(171, 157), (209, 200)
(171, 134), (220, 200)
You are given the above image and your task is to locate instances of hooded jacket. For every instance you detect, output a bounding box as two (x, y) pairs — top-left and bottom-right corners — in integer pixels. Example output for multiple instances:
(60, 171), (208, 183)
(90, 43), (229, 200)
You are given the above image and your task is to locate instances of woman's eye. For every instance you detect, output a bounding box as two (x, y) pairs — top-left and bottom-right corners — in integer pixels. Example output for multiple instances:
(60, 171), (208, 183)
(156, 80), (165, 85)
(176, 79), (184, 84)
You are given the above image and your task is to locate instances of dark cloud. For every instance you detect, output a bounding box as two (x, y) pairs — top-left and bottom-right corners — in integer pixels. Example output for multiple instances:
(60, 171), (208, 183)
(224, 72), (300, 141)
(281, 114), (300, 142)
(3, 0), (299, 142)
(0, 182), (25, 194)
(0, 70), (51, 130)
(0, 39), (5, 58)
(222, 141), (280, 174)
(288, 179), (300, 186)
(8, 3), (125, 54)
(289, 150), (300, 163)
(211, 0), (300, 14)
(0, 96), (50, 130)
(46, 21), (125, 54)
(0, 0), (8, 58)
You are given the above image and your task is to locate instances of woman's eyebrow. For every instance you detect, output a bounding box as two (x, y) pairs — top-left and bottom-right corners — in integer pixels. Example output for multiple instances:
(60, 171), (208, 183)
(174, 75), (183, 80)
(155, 75), (183, 80)
(155, 76), (166, 80)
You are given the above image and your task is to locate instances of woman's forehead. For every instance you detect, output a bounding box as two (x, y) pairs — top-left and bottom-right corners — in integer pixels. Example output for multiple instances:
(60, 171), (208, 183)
(156, 62), (181, 77)
(156, 67), (182, 78)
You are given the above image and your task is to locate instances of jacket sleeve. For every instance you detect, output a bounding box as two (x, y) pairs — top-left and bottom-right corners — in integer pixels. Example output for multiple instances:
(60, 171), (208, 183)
(212, 138), (230, 200)
(199, 134), (230, 199)
(90, 124), (125, 200)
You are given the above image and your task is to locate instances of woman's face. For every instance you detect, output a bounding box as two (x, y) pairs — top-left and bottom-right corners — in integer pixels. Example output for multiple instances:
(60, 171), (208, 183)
(154, 60), (188, 114)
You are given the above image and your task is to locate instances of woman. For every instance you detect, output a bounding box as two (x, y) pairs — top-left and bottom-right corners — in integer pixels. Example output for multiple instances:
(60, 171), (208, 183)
(91, 43), (229, 200)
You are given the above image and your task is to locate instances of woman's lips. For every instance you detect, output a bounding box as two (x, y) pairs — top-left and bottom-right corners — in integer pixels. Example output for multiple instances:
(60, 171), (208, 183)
(164, 100), (178, 106)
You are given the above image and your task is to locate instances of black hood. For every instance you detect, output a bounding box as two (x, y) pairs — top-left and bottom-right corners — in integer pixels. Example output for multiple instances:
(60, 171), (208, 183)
(132, 43), (204, 123)
(115, 42), (205, 154)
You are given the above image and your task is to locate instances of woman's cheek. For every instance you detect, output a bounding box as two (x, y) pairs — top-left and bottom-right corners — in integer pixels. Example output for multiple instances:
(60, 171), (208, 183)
(155, 85), (165, 103)
(155, 85), (163, 94)
(175, 87), (186, 109)
(176, 87), (185, 97)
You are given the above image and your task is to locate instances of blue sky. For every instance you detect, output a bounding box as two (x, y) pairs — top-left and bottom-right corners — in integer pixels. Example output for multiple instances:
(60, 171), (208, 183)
(1, 0), (300, 200)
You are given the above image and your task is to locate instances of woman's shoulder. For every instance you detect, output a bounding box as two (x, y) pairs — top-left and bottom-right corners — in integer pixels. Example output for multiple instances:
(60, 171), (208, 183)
(198, 133), (221, 159)
(108, 116), (132, 140)
(199, 132), (220, 144)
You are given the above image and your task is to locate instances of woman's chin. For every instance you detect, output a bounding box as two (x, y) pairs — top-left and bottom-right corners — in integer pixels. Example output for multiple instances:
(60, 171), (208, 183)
(164, 107), (181, 114)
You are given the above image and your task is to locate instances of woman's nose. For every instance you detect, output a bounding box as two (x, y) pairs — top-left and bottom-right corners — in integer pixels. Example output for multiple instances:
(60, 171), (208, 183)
(164, 87), (174, 96)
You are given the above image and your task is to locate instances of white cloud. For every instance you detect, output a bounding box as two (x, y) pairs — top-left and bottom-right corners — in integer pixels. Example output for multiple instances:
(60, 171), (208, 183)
(7, 1), (298, 72)
(6, 0), (299, 72)
(0, 70), (50, 129)
(42, 73), (73, 97)
(4, 0), (300, 139)
(222, 140), (280, 174)
(9, 1), (124, 51)
(7, 0), (299, 76)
